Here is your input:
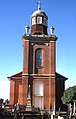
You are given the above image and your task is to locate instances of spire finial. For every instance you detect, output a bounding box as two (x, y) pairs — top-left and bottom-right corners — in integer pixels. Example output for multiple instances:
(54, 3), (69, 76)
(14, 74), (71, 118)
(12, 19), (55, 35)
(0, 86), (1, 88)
(37, 1), (41, 10)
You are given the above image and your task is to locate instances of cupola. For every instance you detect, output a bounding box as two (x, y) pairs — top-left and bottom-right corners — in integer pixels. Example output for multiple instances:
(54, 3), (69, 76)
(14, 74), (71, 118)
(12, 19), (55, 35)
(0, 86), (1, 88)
(31, 1), (48, 35)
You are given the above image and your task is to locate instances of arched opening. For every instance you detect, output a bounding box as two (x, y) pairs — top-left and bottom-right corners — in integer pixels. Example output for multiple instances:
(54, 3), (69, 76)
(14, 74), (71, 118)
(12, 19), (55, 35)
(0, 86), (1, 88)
(34, 82), (44, 109)
(35, 48), (42, 67)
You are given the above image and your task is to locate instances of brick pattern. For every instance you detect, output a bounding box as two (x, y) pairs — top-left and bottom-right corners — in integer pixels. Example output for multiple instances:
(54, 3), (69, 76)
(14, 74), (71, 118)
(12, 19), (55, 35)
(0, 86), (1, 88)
(9, 35), (65, 111)
(10, 79), (22, 105)
(22, 77), (28, 105)
(10, 80), (15, 104)
(31, 24), (47, 35)
(23, 39), (29, 74)
(9, 7), (66, 111)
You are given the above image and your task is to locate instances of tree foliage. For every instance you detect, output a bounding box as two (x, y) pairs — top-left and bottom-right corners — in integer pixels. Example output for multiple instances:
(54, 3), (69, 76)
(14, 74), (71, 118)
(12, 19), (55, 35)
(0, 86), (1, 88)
(61, 86), (76, 105)
(0, 98), (4, 104)
(5, 99), (9, 105)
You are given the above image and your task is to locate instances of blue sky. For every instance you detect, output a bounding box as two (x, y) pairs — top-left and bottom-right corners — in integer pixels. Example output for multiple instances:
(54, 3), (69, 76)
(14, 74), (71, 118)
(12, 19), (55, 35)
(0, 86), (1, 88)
(0, 0), (76, 99)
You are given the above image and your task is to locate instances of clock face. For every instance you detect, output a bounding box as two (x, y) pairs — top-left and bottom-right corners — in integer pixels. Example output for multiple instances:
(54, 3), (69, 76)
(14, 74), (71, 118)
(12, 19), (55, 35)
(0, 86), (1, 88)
(37, 16), (42, 24)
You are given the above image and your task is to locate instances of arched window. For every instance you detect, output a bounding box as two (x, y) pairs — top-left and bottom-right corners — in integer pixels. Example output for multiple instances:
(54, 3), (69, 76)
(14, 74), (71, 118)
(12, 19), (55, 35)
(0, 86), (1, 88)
(34, 82), (43, 96)
(34, 82), (44, 109)
(36, 48), (42, 67)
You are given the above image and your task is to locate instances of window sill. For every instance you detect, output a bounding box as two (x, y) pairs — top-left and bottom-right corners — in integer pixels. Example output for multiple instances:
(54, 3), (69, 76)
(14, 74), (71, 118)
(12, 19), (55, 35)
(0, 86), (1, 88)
(36, 66), (43, 69)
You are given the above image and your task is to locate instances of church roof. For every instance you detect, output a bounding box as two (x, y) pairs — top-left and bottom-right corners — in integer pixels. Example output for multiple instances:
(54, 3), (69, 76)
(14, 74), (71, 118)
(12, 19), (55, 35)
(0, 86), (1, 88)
(56, 72), (68, 80)
(8, 71), (68, 81)
(7, 71), (22, 79)
(31, 1), (47, 18)
(31, 9), (48, 18)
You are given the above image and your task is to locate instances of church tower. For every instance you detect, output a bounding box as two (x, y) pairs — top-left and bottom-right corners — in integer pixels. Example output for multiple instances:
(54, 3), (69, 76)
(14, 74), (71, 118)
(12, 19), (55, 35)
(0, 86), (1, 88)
(22, 2), (57, 111)
(9, 1), (67, 112)
(31, 2), (48, 35)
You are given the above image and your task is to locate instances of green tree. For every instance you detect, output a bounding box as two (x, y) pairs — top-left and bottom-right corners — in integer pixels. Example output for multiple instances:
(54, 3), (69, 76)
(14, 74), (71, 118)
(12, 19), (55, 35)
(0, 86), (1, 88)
(61, 86), (76, 105)
(5, 99), (9, 105)
(0, 98), (4, 104)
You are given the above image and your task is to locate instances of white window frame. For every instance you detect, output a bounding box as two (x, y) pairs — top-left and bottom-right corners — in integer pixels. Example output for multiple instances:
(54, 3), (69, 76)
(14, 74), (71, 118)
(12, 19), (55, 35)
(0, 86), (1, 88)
(37, 16), (42, 24)
(32, 17), (36, 25)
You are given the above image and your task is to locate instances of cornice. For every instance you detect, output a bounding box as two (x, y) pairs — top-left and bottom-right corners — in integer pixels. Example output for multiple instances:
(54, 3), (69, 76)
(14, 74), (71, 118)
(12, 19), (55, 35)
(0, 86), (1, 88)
(22, 34), (58, 42)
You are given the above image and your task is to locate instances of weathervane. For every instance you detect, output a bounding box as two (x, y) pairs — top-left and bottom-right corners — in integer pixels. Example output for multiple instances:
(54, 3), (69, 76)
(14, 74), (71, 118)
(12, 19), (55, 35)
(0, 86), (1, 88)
(37, 1), (42, 10)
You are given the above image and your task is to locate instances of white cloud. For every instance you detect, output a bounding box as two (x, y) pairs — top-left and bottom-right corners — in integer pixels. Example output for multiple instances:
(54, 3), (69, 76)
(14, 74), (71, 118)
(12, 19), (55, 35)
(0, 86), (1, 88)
(0, 81), (10, 100)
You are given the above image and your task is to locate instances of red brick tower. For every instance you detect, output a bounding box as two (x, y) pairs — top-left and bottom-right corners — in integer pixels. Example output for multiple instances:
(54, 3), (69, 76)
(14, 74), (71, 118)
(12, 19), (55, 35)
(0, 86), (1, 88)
(22, 3), (57, 111)
(8, 2), (67, 112)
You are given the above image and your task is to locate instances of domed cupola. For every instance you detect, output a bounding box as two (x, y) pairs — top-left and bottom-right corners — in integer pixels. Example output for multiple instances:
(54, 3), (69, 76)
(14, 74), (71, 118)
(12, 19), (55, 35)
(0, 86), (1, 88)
(31, 1), (48, 35)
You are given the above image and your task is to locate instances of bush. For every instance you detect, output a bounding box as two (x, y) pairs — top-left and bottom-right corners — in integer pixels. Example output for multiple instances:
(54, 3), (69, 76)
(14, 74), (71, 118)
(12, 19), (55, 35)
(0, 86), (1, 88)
(2, 108), (10, 116)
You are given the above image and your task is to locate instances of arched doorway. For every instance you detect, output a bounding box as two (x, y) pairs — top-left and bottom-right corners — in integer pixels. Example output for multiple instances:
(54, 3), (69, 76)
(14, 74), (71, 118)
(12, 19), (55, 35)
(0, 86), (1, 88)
(34, 82), (44, 109)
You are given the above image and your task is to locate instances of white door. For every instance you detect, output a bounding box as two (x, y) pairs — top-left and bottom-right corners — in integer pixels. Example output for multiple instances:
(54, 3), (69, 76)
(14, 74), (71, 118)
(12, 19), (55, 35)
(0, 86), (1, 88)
(35, 96), (43, 109)
(34, 82), (44, 109)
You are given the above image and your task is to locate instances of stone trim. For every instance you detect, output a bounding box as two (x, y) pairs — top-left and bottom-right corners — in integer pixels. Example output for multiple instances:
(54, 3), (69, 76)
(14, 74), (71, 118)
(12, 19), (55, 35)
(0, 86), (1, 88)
(22, 73), (56, 77)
